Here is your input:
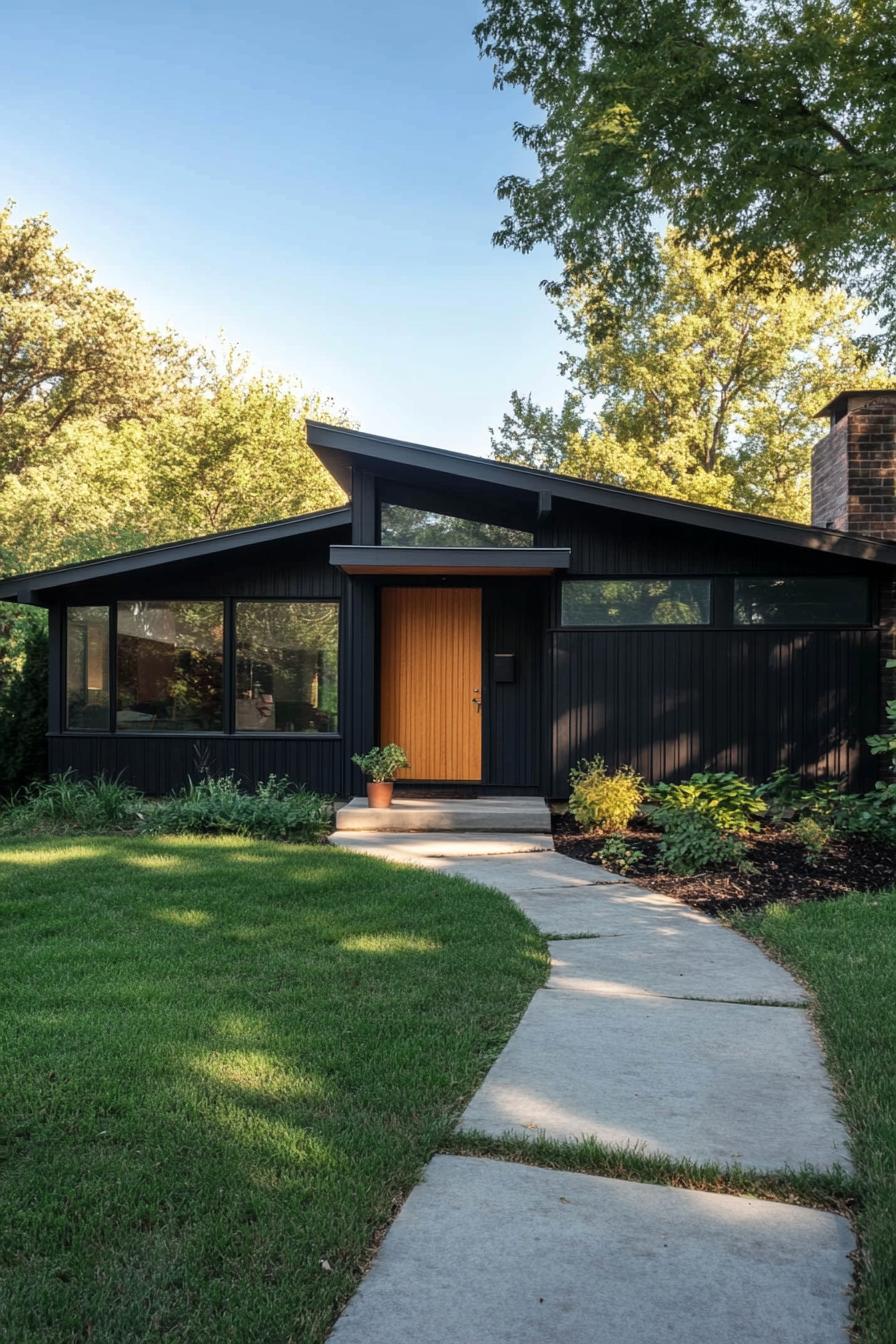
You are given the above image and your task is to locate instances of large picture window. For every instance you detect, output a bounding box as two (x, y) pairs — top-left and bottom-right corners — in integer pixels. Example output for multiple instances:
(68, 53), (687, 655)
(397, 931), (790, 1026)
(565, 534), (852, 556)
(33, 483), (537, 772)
(380, 503), (533, 548)
(66, 606), (110, 730)
(116, 601), (224, 731)
(561, 579), (712, 627)
(235, 601), (339, 733)
(733, 577), (870, 626)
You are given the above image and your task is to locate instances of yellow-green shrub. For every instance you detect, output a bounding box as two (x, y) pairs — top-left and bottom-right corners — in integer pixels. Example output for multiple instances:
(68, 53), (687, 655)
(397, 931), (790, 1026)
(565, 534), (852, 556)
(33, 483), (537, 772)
(569, 756), (644, 832)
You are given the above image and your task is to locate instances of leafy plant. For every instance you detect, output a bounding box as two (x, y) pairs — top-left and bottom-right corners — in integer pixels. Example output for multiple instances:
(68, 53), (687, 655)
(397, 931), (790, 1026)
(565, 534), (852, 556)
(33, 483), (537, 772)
(834, 782), (896, 845)
(351, 744), (410, 783)
(0, 769), (142, 834)
(655, 809), (747, 876)
(0, 605), (48, 793)
(867, 660), (896, 766)
(649, 771), (765, 834)
(757, 768), (805, 823)
(569, 756), (644, 833)
(596, 834), (645, 876)
(790, 815), (832, 865)
(142, 772), (332, 843)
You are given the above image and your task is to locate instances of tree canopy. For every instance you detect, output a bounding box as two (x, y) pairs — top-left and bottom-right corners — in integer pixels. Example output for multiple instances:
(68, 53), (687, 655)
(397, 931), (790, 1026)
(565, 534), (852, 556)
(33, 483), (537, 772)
(491, 232), (883, 520)
(0, 207), (350, 576)
(475, 0), (896, 355)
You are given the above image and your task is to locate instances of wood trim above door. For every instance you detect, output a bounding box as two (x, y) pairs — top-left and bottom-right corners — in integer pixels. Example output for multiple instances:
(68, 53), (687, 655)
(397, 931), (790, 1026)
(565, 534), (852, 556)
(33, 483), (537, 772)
(380, 587), (482, 782)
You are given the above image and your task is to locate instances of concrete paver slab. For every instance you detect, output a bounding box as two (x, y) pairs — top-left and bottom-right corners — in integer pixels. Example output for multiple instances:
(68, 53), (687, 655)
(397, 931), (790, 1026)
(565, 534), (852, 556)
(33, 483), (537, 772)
(459, 989), (851, 1170)
(327, 1156), (854, 1344)
(548, 930), (808, 1004)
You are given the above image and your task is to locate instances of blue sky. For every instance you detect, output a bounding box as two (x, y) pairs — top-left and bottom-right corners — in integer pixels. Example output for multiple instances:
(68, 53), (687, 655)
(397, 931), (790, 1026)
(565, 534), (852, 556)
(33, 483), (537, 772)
(1, 0), (568, 454)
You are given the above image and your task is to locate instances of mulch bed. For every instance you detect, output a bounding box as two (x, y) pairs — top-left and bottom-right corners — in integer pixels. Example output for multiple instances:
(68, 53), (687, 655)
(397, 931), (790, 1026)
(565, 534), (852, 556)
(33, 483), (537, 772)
(552, 813), (896, 916)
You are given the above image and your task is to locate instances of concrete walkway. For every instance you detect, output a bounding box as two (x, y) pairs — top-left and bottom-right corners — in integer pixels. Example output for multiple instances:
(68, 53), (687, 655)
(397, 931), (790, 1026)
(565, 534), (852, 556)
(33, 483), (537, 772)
(328, 830), (855, 1342)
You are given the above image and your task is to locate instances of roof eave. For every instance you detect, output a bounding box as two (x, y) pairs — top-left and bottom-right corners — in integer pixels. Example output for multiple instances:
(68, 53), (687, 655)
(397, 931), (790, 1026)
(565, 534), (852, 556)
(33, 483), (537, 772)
(0, 505), (353, 604)
(305, 423), (896, 566)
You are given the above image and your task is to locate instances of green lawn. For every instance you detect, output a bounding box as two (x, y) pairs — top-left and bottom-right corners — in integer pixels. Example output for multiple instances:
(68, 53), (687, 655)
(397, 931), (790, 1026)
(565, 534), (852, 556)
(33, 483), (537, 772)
(734, 891), (896, 1344)
(0, 835), (547, 1343)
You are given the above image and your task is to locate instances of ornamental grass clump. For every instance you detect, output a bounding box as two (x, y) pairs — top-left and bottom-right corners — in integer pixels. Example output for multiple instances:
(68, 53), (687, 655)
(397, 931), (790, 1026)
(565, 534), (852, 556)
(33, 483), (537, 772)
(142, 772), (333, 843)
(0, 769), (143, 835)
(568, 756), (644, 833)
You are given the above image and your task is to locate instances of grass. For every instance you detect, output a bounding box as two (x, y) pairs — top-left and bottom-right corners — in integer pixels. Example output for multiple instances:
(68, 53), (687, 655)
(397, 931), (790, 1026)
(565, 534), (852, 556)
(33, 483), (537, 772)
(448, 1130), (854, 1211)
(0, 835), (548, 1343)
(732, 890), (896, 1344)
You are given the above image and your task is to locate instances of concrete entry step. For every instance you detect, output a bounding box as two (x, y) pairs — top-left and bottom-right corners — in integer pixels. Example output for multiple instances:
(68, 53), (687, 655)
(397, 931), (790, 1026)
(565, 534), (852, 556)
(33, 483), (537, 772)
(335, 796), (552, 833)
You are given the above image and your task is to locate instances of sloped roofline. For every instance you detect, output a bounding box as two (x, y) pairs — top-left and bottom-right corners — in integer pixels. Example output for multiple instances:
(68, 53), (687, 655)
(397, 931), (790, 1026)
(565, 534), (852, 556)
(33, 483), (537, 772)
(0, 506), (352, 602)
(306, 422), (896, 565)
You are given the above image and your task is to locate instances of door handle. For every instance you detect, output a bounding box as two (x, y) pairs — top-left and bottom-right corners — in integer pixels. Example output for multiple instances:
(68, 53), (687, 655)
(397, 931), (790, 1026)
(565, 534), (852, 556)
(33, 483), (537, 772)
(472, 687), (481, 713)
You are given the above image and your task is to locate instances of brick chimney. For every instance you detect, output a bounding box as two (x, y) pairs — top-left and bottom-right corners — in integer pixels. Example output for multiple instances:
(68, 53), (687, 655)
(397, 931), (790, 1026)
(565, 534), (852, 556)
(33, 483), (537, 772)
(812, 390), (896, 540)
(813, 390), (896, 756)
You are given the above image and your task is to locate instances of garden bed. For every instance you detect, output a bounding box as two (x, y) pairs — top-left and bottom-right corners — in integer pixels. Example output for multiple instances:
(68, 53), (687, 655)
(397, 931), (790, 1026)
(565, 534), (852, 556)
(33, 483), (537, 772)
(553, 813), (896, 916)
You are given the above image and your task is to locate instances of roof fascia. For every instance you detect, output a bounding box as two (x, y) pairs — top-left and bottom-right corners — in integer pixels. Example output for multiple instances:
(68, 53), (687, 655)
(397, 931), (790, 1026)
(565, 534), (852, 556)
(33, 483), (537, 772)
(306, 423), (896, 566)
(0, 506), (352, 603)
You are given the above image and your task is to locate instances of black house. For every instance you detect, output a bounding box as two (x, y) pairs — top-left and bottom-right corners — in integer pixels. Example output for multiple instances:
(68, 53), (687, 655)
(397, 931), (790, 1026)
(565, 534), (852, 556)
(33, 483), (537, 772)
(3, 391), (896, 799)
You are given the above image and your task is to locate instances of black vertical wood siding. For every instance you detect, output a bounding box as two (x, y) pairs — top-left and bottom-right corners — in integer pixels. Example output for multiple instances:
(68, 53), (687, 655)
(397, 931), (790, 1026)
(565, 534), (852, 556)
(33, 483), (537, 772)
(483, 582), (545, 787)
(40, 489), (889, 800)
(550, 627), (880, 793)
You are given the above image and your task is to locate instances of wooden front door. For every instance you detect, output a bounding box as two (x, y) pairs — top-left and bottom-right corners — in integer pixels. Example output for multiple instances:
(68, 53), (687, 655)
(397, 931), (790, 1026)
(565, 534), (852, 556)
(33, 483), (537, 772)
(380, 587), (482, 781)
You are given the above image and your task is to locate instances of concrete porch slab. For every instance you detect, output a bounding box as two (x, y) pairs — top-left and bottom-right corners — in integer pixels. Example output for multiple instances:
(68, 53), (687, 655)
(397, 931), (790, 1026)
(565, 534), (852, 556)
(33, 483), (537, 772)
(330, 831), (555, 857)
(334, 796), (552, 833)
(459, 990), (852, 1171)
(327, 1156), (854, 1344)
(547, 930), (808, 1004)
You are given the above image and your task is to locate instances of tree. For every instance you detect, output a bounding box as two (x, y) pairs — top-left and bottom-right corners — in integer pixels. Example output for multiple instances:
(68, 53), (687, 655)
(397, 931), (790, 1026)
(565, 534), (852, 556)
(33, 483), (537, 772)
(491, 232), (883, 519)
(0, 203), (190, 476)
(0, 208), (353, 576)
(475, 1), (896, 355)
(142, 348), (347, 541)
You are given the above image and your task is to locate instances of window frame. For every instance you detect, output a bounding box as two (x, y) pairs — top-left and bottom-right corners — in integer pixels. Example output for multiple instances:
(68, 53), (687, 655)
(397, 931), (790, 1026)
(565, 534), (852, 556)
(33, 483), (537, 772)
(731, 575), (873, 629)
(378, 500), (535, 549)
(114, 598), (227, 735)
(63, 604), (112, 733)
(60, 597), (343, 738)
(557, 576), (716, 630)
(232, 597), (341, 738)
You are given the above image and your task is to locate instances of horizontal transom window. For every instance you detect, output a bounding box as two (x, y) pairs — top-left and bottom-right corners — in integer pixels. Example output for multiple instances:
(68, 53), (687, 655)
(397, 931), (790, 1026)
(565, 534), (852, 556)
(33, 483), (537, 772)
(733, 577), (870, 626)
(561, 579), (712, 627)
(380, 503), (533, 548)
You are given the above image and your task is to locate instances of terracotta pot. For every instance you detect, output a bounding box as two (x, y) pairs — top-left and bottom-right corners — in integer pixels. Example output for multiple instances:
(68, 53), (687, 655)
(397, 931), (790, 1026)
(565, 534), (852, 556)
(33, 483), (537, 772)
(366, 780), (394, 808)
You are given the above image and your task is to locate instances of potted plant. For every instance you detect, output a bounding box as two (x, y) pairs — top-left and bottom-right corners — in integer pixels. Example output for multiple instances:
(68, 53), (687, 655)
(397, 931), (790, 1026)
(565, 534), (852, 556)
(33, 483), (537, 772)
(351, 744), (410, 808)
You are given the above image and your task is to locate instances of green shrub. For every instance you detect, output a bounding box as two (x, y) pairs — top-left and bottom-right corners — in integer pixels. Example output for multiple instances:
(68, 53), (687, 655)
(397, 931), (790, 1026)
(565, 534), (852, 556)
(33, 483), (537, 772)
(649, 770), (765, 833)
(351, 744), (410, 782)
(597, 833), (645, 875)
(0, 604), (48, 794)
(655, 809), (747, 875)
(569, 756), (644, 832)
(0, 769), (142, 834)
(834, 782), (896, 844)
(866, 658), (896, 765)
(757, 768), (805, 823)
(143, 773), (333, 843)
(790, 815), (832, 864)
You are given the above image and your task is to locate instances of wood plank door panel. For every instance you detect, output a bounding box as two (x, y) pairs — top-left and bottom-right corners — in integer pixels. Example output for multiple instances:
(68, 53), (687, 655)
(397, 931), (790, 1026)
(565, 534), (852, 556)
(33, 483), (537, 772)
(380, 587), (481, 781)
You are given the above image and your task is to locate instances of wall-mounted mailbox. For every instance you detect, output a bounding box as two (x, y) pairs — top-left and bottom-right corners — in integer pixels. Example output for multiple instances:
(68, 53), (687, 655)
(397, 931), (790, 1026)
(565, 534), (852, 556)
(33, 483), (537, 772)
(494, 653), (516, 684)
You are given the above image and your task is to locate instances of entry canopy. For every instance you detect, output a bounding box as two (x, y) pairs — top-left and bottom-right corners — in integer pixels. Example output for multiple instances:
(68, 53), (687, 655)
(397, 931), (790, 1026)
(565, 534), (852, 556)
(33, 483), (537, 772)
(329, 545), (571, 576)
